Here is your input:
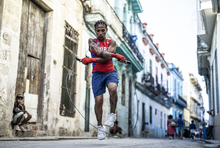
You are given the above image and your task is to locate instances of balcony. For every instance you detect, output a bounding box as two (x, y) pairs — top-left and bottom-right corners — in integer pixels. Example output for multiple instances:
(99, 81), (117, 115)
(123, 25), (144, 63)
(190, 74), (202, 91)
(136, 82), (172, 109)
(128, 0), (143, 13)
(142, 73), (154, 86)
(175, 95), (187, 108)
(197, 36), (210, 76)
(190, 92), (201, 105)
(197, 0), (216, 47)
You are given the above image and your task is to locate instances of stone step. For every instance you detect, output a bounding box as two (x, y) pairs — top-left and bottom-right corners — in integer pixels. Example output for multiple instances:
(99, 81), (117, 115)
(14, 130), (47, 137)
(24, 124), (41, 131)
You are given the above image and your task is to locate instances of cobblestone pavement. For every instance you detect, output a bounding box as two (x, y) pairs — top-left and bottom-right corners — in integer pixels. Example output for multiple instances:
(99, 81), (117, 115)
(0, 138), (207, 148)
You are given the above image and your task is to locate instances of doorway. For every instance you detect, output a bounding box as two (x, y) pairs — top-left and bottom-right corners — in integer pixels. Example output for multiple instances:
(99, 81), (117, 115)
(16, 0), (46, 123)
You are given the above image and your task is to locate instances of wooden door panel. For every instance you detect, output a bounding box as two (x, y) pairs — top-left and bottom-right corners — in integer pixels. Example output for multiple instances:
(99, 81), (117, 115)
(26, 57), (41, 95)
(16, 0), (29, 95)
(16, 0), (44, 96)
(27, 1), (44, 59)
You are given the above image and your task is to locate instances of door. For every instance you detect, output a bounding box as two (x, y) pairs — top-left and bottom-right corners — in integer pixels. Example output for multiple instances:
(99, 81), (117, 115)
(128, 79), (132, 136)
(16, 0), (45, 122)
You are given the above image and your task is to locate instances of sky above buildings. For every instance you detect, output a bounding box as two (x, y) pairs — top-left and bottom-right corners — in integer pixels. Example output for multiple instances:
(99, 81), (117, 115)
(139, 0), (209, 121)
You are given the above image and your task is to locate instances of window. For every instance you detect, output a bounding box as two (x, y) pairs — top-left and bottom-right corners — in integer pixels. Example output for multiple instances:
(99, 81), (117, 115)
(122, 74), (126, 106)
(215, 50), (219, 112)
(161, 73), (163, 85)
(155, 109), (157, 115)
(123, 5), (127, 25)
(150, 106), (152, 124)
(149, 59), (152, 74)
(130, 17), (133, 33)
(167, 80), (169, 92)
(174, 79), (176, 98)
(164, 113), (166, 129)
(60, 21), (79, 117)
(160, 112), (162, 129)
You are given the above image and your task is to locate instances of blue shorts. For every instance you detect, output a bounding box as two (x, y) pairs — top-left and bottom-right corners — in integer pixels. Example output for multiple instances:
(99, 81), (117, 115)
(92, 70), (119, 97)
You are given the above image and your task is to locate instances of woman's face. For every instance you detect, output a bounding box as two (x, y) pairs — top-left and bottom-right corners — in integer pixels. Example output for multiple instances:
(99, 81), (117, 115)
(95, 24), (108, 42)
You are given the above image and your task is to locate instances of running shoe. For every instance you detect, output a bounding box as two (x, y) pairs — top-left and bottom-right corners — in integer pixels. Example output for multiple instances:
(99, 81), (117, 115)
(97, 125), (106, 140)
(104, 113), (116, 127)
(14, 125), (21, 131)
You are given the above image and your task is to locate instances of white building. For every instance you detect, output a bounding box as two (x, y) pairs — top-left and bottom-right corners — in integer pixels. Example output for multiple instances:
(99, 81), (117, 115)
(182, 73), (203, 128)
(134, 17), (171, 138)
(196, 0), (220, 139)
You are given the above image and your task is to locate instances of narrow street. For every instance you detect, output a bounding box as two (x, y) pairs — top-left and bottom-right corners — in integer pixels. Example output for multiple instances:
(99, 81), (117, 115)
(0, 138), (207, 148)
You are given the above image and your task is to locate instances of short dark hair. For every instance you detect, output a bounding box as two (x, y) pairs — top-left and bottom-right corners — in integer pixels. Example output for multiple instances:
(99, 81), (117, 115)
(168, 115), (173, 119)
(179, 114), (182, 118)
(16, 94), (23, 99)
(191, 120), (194, 123)
(94, 20), (108, 29)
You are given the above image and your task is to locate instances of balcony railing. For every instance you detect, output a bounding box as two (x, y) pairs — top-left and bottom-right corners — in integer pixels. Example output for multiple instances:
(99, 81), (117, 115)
(197, 36), (209, 52)
(178, 95), (187, 105)
(123, 25), (144, 63)
(142, 73), (154, 86)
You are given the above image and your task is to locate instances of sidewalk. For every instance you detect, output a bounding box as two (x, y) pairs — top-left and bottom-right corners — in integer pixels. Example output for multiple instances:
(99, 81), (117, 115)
(0, 136), (96, 141)
(204, 139), (220, 148)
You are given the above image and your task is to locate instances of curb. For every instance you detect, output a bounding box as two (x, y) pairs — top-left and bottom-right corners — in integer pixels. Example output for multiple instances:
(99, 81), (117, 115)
(0, 137), (96, 141)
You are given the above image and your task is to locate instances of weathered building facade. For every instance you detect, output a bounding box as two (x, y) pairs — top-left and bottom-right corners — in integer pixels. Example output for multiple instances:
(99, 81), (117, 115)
(196, 0), (220, 139)
(183, 73), (203, 129)
(0, 0), (145, 138)
(135, 19), (172, 138)
(168, 63), (187, 134)
(0, 0), (94, 137)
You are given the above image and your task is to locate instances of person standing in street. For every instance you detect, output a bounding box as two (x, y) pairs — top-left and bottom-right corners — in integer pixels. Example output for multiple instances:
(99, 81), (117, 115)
(189, 120), (196, 139)
(206, 109), (214, 139)
(167, 115), (176, 139)
(80, 20), (127, 140)
(177, 114), (184, 139)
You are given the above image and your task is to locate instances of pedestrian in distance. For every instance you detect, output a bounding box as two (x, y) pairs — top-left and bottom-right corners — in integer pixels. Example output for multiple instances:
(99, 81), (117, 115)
(167, 115), (176, 139)
(206, 109), (214, 139)
(177, 114), (185, 140)
(12, 94), (32, 131)
(80, 20), (127, 140)
(189, 120), (196, 139)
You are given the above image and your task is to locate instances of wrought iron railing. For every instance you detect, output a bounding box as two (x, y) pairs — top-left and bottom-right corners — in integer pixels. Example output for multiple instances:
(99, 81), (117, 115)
(123, 25), (144, 63)
(178, 95), (187, 105)
(197, 36), (209, 51)
(142, 73), (154, 86)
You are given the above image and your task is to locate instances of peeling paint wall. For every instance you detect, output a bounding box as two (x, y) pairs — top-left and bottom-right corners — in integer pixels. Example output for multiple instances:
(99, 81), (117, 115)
(0, 0), (23, 137)
(0, 0), (91, 137)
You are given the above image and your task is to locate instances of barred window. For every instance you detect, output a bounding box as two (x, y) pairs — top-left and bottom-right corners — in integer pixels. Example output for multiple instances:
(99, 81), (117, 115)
(60, 21), (79, 118)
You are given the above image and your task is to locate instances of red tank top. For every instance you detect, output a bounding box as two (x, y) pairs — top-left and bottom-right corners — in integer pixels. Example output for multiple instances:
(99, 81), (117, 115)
(89, 38), (115, 73)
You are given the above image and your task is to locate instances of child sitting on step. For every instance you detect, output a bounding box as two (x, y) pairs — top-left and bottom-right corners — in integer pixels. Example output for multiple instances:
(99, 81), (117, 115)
(12, 94), (32, 131)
